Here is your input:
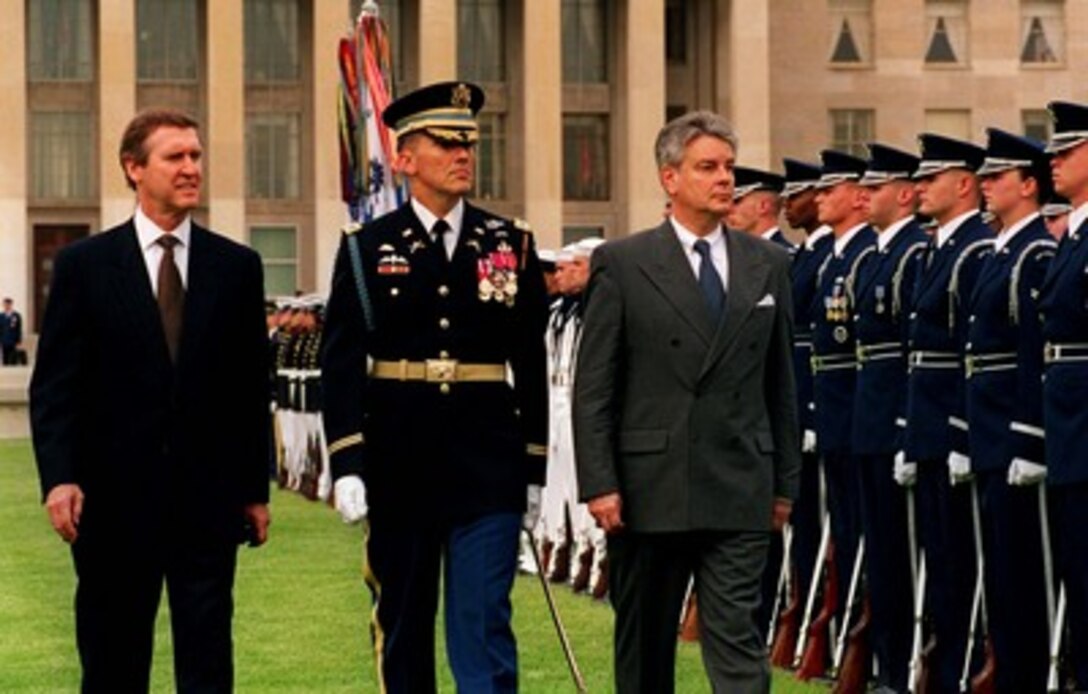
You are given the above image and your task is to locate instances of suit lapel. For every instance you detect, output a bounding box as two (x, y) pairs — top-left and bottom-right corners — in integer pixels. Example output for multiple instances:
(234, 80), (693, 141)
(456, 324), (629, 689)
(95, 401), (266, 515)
(110, 223), (173, 368)
(176, 225), (222, 371)
(698, 231), (768, 380)
(637, 223), (716, 345)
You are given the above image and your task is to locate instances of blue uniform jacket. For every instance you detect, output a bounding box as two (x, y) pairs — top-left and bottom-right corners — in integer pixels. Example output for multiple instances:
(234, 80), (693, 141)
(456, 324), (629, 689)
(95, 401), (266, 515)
(1039, 215), (1088, 484)
(851, 220), (928, 456)
(959, 216), (1054, 472)
(904, 213), (993, 462)
(791, 232), (834, 434)
(812, 226), (878, 455)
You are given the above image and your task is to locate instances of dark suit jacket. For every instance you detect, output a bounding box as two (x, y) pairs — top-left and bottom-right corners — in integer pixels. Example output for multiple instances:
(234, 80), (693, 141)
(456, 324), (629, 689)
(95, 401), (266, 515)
(573, 222), (801, 533)
(30, 220), (270, 547)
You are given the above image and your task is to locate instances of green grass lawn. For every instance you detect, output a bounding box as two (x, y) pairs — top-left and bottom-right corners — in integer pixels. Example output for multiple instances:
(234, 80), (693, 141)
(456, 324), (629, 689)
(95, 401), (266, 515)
(0, 438), (827, 692)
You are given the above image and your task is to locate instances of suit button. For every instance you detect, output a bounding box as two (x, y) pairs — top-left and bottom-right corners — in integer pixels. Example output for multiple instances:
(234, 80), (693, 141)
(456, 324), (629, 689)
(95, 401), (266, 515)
(969, 315), (976, 323)
(439, 318), (450, 330)
(670, 338), (681, 347)
(438, 285), (450, 297)
(439, 383), (451, 395)
(390, 287), (400, 297)
(965, 342), (973, 350)
(910, 312), (917, 320)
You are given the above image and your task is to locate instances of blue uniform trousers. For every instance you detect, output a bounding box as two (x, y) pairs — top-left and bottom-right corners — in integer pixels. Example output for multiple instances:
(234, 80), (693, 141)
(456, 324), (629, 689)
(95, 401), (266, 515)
(824, 450), (862, 626)
(1053, 482), (1088, 687)
(364, 512), (521, 694)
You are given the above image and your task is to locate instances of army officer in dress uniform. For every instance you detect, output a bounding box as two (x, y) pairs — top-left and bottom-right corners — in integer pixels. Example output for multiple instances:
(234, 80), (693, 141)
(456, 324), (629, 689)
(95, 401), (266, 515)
(320, 81), (549, 694)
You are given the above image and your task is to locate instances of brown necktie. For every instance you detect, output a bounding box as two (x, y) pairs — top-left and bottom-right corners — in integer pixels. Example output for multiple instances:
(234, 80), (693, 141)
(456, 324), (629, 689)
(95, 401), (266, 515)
(157, 235), (185, 362)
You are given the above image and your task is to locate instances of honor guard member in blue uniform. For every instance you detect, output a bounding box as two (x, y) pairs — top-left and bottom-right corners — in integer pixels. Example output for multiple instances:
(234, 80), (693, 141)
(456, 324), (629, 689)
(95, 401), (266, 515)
(902, 133), (992, 692)
(1042, 193), (1073, 240)
(853, 143), (928, 692)
(320, 81), (549, 694)
(1040, 100), (1088, 688)
(962, 128), (1057, 693)
(729, 166), (796, 251)
(811, 150), (877, 633)
(783, 158), (834, 615)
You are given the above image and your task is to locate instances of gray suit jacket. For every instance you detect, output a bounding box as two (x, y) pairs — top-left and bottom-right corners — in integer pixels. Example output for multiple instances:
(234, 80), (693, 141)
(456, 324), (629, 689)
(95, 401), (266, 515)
(573, 222), (801, 533)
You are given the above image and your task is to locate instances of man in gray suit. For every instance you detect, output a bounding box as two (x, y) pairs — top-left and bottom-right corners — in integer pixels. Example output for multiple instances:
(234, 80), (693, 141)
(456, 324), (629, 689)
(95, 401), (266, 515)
(573, 111), (800, 693)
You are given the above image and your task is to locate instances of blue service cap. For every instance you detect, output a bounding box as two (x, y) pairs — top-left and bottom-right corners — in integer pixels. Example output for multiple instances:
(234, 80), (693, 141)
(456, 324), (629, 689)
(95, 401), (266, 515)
(914, 133), (985, 179)
(382, 81), (485, 145)
(977, 128), (1049, 177)
(859, 143), (920, 186)
(781, 158), (822, 197)
(732, 166), (785, 200)
(815, 150), (867, 189)
(1045, 101), (1088, 154)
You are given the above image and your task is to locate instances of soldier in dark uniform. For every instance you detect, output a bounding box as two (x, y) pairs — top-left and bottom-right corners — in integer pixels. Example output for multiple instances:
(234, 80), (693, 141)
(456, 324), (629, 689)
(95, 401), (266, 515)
(902, 134), (992, 692)
(320, 81), (549, 693)
(729, 166), (796, 251)
(782, 158), (833, 628)
(962, 127), (1056, 692)
(0, 297), (24, 365)
(811, 150), (877, 642)
(1040, 100), (1088, 689)
(853, 143), (928, 691)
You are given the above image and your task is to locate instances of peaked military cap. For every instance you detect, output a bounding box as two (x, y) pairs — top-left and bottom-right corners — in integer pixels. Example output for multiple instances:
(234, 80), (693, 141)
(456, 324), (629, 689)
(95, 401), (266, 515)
(815, 150), (868, 189)
(914, 133), (985, 178)
(537, 249), (558, 271)
(1046, 101), (1088, 154)
(859, 143), (920, 186)
(1042, 193), (1073, 218)
(733, 166), (786, 200)
(977, 128), (1049, 177)
(782, 158), (823, 197)
(382, 81), (485, 145)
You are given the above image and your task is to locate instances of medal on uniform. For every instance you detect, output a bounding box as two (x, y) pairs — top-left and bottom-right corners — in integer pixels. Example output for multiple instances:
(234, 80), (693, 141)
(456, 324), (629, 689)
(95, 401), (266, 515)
(377, 254), (410, 275)
(875, 285), (886, 315)
(477, 244), (519, 306)
(833, 326), (849, 343)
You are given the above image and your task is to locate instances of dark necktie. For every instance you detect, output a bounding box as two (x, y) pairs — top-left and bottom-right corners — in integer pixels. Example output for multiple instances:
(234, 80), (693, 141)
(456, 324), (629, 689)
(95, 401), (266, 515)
(157, 235), (185, 362)
(432, 219), (450, 262)
(694, 239), (726, 321)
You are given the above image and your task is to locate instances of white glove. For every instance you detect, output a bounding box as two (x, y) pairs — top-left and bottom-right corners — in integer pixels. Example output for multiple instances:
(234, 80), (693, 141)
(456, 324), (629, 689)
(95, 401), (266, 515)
(1008, 458), (1047, 486)
(947, 451), (973, 485)
(893, 451), (917, 487)
(523, 485), (542, 531)
(802, 430), (817, 454)
(333, 475), (368, 524)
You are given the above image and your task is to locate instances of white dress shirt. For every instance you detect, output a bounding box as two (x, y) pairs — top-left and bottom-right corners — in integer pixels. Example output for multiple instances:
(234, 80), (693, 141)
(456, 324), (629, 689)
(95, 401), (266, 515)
(993, 212), (1041, 253)
(1069, 201), (1088, 238)
(134, 205), (191, 296)
(411, 197), (464, 259)
(877, 215), (914, 252)
(833, 223), (868, 257)
(935, 210), (980, 249)
(804, 224), (833, 250)
(670, 216), (730, 293)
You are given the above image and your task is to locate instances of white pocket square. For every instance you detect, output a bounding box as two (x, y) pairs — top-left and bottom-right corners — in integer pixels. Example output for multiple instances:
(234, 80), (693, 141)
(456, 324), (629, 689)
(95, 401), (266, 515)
(756, 294), (776, 307)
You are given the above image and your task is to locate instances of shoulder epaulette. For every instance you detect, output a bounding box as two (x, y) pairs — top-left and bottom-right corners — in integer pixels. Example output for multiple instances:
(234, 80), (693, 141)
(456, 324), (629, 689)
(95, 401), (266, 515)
(845, 245), (877, 307)
(948, 238), (995, 331)
(892, 241), (928, 319)
(1009, 238), (1058, 324)
(341, 221), (364, 236)
(513, 217), (532, 231)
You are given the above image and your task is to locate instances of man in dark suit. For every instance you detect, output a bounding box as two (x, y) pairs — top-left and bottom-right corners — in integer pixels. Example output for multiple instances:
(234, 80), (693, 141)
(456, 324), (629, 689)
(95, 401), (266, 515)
(320, 82), (548, 693)
(30, 109), (271, 693)
(573, 110), (800, 693)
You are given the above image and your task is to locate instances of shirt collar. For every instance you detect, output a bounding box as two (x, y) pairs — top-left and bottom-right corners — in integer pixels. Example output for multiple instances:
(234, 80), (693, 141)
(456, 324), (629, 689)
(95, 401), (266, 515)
(411, 197), (464, 237)
(876, 215), (913, 252)
(935, 209), (980, 248)
(1070, 201), (1088, 238)
(670, 216), (724, 252)
(134, 205), (191, 250)
(760, 227), (781, 241)
(804, 224), (833, 250)
(993, 211), (1041, 252)
(833, 223), (867, 257)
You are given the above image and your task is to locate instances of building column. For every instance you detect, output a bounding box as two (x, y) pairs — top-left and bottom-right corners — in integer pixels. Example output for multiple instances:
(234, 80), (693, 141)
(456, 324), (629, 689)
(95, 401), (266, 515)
(623, 0), (666, 232)
(99, 0), (137, 228)
(521, 0), (562, 250)
(417, 0), (456, 83)
(313, 3), (347, 294)
(0, 5), (28, 314)
(206, 0), (246, 243)
(728, 0), (772, 167)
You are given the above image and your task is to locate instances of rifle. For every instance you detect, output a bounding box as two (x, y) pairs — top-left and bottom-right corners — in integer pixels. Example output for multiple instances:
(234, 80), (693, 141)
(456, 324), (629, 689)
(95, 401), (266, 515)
(797, 533), (838, 680)
(679, 578), (700, 642)
(1047, 584), (1066, 692)
(770, 567), (802, 666)
(833, 541), (870, 694)
(964, 481), (995, 694)
(793, 511), (831, 668)
(767, 524), (794, 647)
(832, 538), (865, 673)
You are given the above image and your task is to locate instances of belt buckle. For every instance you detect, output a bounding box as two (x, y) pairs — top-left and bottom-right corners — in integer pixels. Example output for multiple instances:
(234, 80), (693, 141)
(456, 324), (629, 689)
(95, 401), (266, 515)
(1045, 343), (1057, 363)
(965, 355), (975, 378)
(425, 358), (459, 383)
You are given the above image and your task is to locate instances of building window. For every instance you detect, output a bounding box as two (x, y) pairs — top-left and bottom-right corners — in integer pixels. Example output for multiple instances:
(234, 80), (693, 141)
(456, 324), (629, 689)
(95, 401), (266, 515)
(245, 0), (300, 82)
(137, 0), (200, 81)
(829, 110), (874, 158)
(30, 112), (94, 200)
(925, 1), (968, 66)
(473, 113), (506, 201)
(457, 0), (504, 82)
(1023, 109), (1053, 142)
(246, 113), (301, 199)
(828, 0), (872, 65)
(1021, 1), (1063, 64)
(27, 0), (94, 81)
(563, 115), (609, 201)
(250, 226), (298, 296)
(562, 0), (608, 83)
(665, 0), (687, 64)
(924, 109), (972, 140)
